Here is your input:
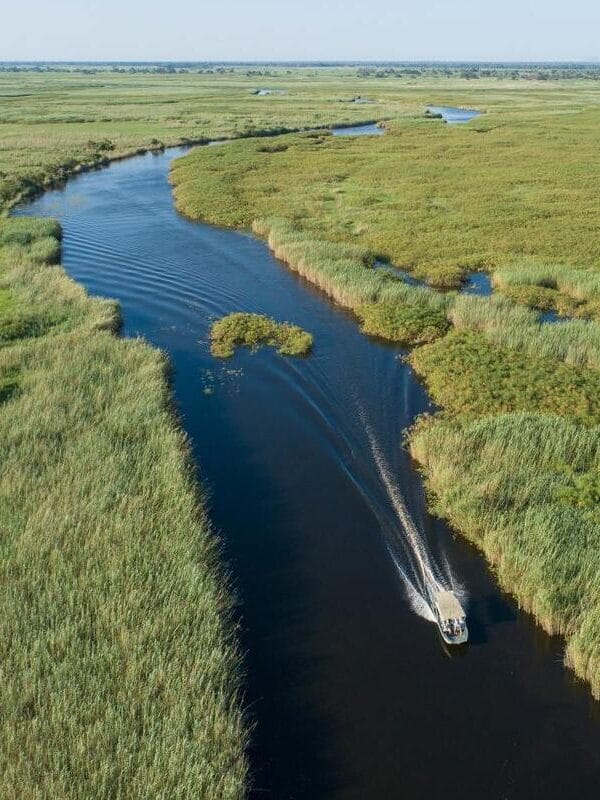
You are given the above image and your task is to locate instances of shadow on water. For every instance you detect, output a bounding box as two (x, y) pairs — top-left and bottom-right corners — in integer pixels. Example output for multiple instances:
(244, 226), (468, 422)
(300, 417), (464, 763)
(199, 385), (342, 796)
(14, 144), (600, 800)
(467, 592), (519, 646)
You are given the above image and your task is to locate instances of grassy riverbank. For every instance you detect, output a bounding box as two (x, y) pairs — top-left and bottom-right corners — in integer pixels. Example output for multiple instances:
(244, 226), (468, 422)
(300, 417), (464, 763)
(170, 77), (600, 697)
(409, 413), (600, 696)
(0, 218), (249, 797)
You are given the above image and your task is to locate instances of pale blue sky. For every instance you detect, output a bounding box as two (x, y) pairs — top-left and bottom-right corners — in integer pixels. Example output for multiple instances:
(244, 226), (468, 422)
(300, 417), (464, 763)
(2, 0), (600, 62)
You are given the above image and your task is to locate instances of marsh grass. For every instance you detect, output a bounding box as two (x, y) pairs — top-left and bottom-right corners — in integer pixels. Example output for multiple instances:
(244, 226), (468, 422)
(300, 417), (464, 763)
(450, 293), (600, 369)
(251, 218), (450, 344)
(411, 329), (600, 422)
(409, 412), (600, 698)
(0, 366), (18, 404)
(211, 312), (313, 357)
(356, 300), (449, 345)
(0, 220), (249, 798)
(494, 262), (600, 320)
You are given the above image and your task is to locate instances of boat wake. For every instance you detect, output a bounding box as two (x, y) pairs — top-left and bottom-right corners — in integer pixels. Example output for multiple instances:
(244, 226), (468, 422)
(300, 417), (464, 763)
(358, 407), (467, 624)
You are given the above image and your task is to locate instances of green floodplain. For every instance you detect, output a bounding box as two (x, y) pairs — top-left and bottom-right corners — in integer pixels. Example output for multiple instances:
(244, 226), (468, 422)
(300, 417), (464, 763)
(1, 65), (600, 796)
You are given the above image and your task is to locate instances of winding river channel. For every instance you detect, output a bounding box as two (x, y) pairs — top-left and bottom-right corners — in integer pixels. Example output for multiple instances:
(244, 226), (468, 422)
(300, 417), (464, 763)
(16, 127), (600, 797)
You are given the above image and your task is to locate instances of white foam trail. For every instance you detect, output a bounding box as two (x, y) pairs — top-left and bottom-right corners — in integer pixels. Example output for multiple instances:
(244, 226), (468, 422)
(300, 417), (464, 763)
(441, 551), (469, 607)
(388, 548), (436, 622)
(358, 406), (465, 624)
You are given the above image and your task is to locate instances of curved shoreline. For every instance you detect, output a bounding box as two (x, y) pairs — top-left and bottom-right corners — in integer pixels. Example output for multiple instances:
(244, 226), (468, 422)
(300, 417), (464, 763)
(0, 118), (388, 797)
(3, 120), (385, 214)
(5, 106), (600, 800)
(16, 141), (600, 797)
(169, 132), (600, 700)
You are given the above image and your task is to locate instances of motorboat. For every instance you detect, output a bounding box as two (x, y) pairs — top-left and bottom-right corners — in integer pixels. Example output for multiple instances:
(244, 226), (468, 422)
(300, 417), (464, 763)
(433, 590), (468, 645)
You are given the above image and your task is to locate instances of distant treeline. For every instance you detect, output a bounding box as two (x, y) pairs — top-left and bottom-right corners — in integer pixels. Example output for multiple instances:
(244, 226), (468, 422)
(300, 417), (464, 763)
(0, 64), (238, 75)
(3, 62), (600, 80)
(356, 65), (600, 80)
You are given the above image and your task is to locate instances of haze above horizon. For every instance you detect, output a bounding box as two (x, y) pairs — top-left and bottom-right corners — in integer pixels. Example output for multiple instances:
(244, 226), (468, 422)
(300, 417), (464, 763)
(2, 0), (600, 63)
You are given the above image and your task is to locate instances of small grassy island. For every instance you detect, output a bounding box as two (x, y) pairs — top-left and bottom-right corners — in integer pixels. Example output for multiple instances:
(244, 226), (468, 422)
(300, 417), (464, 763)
(210, 312), (313, 358)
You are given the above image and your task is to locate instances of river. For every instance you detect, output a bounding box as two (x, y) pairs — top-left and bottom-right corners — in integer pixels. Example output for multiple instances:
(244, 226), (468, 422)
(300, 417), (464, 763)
(15, 134), (600, 798)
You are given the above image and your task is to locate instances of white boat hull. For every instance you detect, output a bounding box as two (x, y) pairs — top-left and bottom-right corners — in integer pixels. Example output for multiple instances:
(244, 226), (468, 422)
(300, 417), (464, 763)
(439, 625), (468, 645)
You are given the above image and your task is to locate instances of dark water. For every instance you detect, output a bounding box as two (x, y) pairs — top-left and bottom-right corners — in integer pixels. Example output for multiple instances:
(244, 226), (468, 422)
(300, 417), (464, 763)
(427, 105), (481, 124)
(16, 147), (600, 799)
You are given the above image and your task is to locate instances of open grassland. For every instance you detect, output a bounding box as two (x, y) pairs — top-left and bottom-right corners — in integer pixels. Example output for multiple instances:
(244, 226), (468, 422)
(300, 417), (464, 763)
(170, 75), (600, 696)
(0, 68), (433, 211)
(210, 312), (313, 358)
(172, 93), (600, 287)
(0, 220), (249, 797)
(6, 68), (600, 215)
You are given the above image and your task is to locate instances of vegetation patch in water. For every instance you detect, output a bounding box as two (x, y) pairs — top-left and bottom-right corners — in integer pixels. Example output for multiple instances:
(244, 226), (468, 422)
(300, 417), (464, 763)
(210, 312), (313, 358)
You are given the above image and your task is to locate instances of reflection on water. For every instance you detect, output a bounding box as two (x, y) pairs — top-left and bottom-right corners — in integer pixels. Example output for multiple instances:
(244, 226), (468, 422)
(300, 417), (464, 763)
(14, 145), (600, 800)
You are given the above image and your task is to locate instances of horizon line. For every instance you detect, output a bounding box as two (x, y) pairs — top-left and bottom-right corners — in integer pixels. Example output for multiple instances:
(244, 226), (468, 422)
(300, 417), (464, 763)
(2, 59), (600, 66)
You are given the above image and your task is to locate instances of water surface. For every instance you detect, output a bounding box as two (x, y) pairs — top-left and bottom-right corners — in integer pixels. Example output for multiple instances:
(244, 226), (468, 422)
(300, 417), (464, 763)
(16, 146), (600, 799)
(332, 123), (384, 136)
(427, 105), (481, 124)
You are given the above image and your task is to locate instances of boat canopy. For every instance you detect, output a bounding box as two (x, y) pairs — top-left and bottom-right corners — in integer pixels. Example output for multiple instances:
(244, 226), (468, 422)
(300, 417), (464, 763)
(434, 590), (465, 621)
